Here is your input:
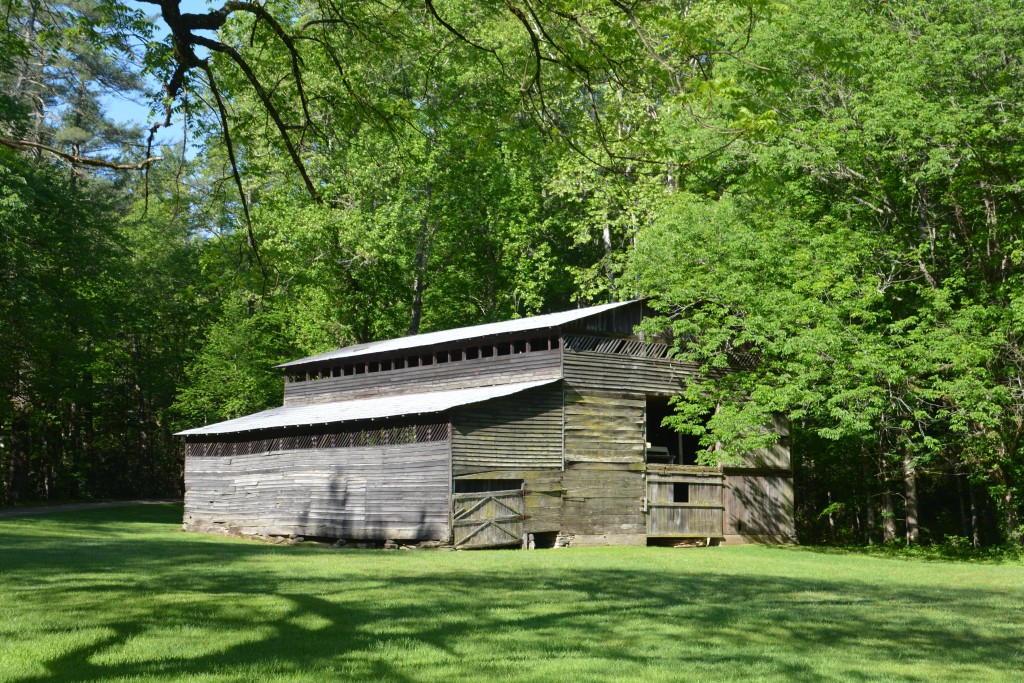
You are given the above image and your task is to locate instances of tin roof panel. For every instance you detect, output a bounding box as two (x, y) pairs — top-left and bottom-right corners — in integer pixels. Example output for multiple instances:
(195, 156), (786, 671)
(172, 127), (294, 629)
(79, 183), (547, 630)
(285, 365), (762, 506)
(176, 378), (559, 437)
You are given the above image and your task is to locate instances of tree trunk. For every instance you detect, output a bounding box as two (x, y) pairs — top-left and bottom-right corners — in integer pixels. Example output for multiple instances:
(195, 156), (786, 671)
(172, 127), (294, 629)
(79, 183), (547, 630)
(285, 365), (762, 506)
(956, 471), (968, 538)
(826, 490), (836, 543)
(408, 181), (432, 336)
(902, 450), (919, 545)
(882, 489), (897, 543)
(863, 447), (875, 545)
(864, 500), (875, 545)
(8, 406), (30, 505)
(1003, 487), (1020, 545)
(968, 481), (980, 549)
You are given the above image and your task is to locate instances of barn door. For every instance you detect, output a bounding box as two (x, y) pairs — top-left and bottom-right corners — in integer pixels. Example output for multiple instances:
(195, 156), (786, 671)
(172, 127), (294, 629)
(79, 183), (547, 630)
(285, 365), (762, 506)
(451, 489), (525, 549)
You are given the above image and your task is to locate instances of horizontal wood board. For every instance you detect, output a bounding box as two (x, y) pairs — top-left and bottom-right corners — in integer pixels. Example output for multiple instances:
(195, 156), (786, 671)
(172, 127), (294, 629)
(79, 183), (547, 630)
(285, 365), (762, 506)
(561, 466), (646, 536)
(563, 387), (645, 464)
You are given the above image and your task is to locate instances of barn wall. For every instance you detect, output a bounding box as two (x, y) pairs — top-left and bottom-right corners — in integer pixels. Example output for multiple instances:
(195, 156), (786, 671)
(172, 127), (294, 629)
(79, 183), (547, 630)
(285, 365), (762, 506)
(566, 347), (794, 545)
(451, 383), (563, 535)
(451, 384), (563, 473)
(561, 386), (646, 545)
(284, 349), (562, 405)
(184, 440), (450, 541)
(723, 470), (796, 541)
(721, 415), (793, 542)
(562, 350), (701, 395)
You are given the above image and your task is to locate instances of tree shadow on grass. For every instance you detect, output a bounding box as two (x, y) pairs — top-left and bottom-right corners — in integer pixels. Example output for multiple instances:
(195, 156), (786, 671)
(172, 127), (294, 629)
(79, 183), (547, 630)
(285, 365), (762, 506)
(2, 507), (1023, 682)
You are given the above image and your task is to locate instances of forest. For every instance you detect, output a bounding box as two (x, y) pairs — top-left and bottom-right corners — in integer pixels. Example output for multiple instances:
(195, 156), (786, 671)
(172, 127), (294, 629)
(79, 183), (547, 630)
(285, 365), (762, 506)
(1, 0), (1022, 548)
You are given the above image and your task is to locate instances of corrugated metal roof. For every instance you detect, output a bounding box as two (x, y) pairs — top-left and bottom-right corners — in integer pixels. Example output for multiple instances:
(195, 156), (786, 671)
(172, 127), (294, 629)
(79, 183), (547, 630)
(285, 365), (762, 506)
(176, 379), (559, 437)
(277, 300), (637, 368)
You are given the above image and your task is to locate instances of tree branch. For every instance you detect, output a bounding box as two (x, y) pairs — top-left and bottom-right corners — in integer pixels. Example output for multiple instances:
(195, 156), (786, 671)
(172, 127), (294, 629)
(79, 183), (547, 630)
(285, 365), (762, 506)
(201, 62), (267, 281)
(192, 34), (320, 202)
(0, 136), (161, 169)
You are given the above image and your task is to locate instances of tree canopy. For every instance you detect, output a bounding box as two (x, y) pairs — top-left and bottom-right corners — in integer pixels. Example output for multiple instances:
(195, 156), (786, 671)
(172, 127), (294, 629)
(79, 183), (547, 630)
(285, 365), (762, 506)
(1, 0), (1022, 547)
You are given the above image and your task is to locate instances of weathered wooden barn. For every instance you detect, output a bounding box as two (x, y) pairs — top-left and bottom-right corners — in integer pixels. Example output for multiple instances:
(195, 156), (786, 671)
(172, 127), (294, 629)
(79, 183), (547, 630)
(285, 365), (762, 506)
(178, 301), (793, 548)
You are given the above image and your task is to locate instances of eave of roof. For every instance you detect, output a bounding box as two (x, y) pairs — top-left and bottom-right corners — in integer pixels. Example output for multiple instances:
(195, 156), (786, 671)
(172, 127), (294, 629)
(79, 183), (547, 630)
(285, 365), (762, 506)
(276, 300), (637, 369)
(175, 378), (559, 437)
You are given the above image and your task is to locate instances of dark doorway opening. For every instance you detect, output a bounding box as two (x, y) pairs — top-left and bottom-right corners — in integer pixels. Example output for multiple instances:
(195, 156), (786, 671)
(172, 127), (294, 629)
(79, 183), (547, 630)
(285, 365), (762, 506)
(531, 531), (558, 549)
(453, 479), (523, 494)
(645, 396), (708, 466)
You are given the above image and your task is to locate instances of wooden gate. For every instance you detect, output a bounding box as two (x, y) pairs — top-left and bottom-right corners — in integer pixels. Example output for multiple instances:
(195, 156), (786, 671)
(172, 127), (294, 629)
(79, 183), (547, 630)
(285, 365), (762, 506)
(452, 489), (525, 549)
(646, 466), (724, 537)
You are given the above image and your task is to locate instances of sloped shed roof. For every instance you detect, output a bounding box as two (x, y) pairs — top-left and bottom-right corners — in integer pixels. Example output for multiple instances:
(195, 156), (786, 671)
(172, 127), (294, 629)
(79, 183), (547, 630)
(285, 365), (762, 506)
(176, 379), (558, 437)
(277, 300), (636, 369)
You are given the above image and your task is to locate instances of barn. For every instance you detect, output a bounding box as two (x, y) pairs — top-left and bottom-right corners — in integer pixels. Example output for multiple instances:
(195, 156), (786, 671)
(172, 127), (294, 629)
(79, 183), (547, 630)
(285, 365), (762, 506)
(177, 300), (794, 548)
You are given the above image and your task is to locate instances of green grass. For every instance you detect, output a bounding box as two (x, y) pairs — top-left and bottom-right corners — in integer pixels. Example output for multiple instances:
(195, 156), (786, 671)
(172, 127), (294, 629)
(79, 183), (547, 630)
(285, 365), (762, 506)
(1, 506), (1023, 682)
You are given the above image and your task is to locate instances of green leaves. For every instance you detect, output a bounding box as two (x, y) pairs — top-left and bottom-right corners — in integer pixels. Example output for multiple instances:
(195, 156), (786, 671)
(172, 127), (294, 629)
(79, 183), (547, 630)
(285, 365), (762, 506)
(627, 0), (1024, 542)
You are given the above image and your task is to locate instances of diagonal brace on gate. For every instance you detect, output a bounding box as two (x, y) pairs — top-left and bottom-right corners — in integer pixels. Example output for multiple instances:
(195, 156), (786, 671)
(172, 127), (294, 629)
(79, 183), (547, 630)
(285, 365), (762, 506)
(453, 493), (523, 521)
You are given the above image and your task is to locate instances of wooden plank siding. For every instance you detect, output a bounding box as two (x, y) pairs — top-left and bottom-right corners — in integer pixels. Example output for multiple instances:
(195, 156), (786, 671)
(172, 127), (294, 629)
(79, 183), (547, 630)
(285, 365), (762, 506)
(450, 384), (563, 472)
(561, 387), (646, 542)
(743, 414), (792, 470)
(562, 350), (701, 395)
(563, 387), (645, 464)
(723, 470), (796, 540)
(284, 349), (562, 405)
(183, 440), (450, 541)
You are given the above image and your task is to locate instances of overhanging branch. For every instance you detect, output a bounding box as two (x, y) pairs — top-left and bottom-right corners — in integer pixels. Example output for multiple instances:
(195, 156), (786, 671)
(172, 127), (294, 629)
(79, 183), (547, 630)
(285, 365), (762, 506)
(0, 136), (162, 170)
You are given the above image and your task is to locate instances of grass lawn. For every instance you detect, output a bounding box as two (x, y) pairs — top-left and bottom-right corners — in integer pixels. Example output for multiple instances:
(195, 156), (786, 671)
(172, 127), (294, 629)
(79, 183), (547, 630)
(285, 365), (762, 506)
(1, 505), (1022, 682)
